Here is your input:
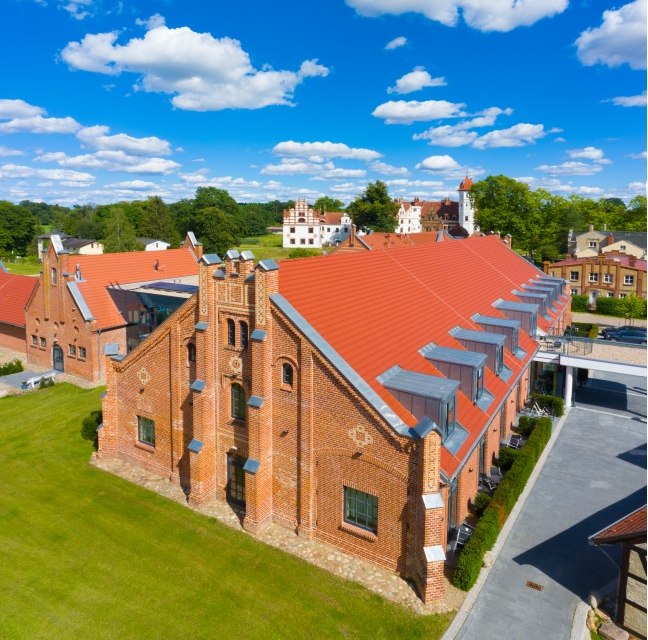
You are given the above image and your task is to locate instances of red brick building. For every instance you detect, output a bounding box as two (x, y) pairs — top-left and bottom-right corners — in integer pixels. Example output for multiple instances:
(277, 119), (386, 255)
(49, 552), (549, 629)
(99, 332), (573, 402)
(99, 236), (571, 602)
(0, 267), (37, 352)
(24, 234), (201, 381)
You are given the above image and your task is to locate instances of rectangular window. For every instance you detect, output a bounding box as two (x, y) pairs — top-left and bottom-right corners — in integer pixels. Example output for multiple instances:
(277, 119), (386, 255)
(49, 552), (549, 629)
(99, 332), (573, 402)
(608, 292), (614, 297)
(40, 337), (46, 348)
(474, 366), (484, 401)
(445, 396), (456, 439)
(300, 239), (305, 245)
(137, 416), (155, 447)
(570, 288), (579, 295)
(495, 345), (503, 373)
(344, 487), (378, 534)
(588, 240), (597, 248)
(308, 227), (314, 233)
(603, 273), (613, 283)
(589, 273), (599, 283)
(290, 239), (295, 245)
(624, 275), (634, 285)
(308, 239), (314, 245)
(31, 335), (37, 346)
(78, 347), (86, 359)
(620, 293), (627, 298)
(619, 245), (626, 250)
(570, 271), (579, 281)
(69, 344), (76, 356)
(290, 227), (295, 233)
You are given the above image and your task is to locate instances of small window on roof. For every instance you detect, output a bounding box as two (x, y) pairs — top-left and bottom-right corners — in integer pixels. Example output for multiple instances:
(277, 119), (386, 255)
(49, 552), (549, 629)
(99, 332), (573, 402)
(444, 396), (456, 439)
(474, 366), (484, 401)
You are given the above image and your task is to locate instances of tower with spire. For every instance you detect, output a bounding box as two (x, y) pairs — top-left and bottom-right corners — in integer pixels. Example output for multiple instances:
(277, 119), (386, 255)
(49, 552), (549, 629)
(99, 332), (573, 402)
(458, 176), (477, 235)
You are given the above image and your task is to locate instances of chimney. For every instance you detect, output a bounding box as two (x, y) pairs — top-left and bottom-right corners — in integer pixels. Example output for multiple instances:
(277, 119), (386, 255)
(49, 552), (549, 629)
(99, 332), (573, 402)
(349, 224), (356, 247)
(606, 234), (614, 247)
(603, 223), (607, 231)
(75, 264), (81, 280)
(629, 256), (636, 267)
(588, 224), (594, 232)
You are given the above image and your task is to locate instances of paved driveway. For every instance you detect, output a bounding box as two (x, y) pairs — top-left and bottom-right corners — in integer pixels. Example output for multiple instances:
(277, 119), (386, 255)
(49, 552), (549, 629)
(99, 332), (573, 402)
(453, 371), (647, 640)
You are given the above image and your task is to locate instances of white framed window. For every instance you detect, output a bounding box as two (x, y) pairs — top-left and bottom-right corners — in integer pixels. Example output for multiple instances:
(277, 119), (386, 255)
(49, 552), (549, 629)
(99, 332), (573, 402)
(619, 245), (626, 250)
(570, 288), (579, 295)
(620, 293), (627, 299)
(624, 275), (635, 285)
(603, 274), (613, 283)
(570, 271), (579, 281)
(589, 273), (599, 283)
(588, 240), (597, 248)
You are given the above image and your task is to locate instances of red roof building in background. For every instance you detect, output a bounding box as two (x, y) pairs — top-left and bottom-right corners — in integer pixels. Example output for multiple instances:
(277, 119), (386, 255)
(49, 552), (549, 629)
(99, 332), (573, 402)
(99, 235), (571, 604)
(23, 234), (202, 381)
(0, 267), (38, 352)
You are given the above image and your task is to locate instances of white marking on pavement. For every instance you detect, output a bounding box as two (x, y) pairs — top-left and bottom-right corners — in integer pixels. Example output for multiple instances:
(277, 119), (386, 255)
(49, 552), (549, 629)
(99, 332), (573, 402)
(575, 406), (646, 420)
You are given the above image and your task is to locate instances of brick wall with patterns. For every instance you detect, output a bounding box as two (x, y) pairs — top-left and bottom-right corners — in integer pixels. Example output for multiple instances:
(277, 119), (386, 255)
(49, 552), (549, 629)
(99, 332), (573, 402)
(98, 253), (554, 604)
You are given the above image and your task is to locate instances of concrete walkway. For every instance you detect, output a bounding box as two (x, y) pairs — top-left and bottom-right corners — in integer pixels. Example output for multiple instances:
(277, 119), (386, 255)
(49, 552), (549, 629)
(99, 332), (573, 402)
(447, 371), (647, 640)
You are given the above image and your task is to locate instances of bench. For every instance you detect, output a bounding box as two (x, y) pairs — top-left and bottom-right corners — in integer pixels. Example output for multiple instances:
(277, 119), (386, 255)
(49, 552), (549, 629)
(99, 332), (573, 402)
(20, 372), (56, 390)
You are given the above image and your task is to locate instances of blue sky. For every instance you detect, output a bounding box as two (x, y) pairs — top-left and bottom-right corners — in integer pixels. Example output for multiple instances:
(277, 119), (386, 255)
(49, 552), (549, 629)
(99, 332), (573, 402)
(1, 0), (645, 206)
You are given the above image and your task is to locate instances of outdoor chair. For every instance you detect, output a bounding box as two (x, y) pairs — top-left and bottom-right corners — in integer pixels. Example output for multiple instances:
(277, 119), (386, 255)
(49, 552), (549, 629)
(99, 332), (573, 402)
(479, 473), (497, 493)
(490, 466), (504, 483)
(507, 434), (523, 449)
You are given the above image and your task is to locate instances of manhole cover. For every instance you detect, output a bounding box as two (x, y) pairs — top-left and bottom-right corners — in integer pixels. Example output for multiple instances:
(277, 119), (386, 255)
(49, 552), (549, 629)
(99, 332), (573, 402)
(526, 580), (545, 592)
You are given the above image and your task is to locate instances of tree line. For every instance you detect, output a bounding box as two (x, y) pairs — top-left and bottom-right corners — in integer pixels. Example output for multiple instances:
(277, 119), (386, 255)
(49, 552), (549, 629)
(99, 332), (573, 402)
(0, 177), (644, 262)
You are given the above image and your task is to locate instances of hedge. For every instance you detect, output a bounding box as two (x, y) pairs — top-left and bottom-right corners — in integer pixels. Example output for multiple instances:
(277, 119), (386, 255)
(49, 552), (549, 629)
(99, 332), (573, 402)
(516, 415), (539, 437)
(571, 294), (588, 312)
(0, 359), (23, 376)
(452, 417), (553, 591)
(531, 393), (564, 417)
(570, 322), (599, 339)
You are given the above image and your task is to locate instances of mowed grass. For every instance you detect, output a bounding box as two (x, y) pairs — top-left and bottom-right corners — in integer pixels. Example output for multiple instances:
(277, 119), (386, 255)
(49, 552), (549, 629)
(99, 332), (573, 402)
(3, 260), (41, 276)
(238, 234), (324, 261)
(0, 384), (452, 640)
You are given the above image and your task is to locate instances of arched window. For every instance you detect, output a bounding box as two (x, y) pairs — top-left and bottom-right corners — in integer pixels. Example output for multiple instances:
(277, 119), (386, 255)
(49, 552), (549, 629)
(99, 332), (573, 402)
(227, 319), (236, 346)
(240, 321), (248, 348)
(231, 383), (246, 421)
(51, 268), (57, 285)
(282, 363), (294, 386)
(187, 342), (196, 363)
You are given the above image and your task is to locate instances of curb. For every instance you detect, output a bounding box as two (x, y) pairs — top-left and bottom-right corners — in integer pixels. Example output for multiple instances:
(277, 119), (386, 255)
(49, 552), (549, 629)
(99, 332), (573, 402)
(441, 408), (573, 640)
(570, 601), (590, 640)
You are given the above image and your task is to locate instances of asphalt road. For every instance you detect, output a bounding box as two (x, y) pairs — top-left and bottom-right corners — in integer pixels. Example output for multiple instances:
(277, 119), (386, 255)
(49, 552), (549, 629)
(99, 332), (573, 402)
(453, 371), (647, 640)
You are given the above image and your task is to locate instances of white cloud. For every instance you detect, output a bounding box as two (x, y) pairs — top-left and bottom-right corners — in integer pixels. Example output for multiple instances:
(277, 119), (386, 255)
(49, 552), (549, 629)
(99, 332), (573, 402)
(472, 123), (546, 149)
(387, 178), (444, 187)
(0, 145), (23, 157)
(388, 67), (446, 94)
(317, 167), (366, 179)
(628, 151), (647, 160)
(370, 161), (409, 176)
(0, 99), (45, 119)
(61, 21), (330, 111)
(62, 0), (94, 20)
(517, 176), (605, 196)
(347, 0), (568, 32)
(272, 140), (381, 162)
(385, 36), (408, 50)
(0, 163), (95, 184)
(105, 179), (161, 190)
(413, 106), (513, 146)
(260, 158), (365, 179)
(36, 149), (179, 174)
(609, 91), (647, 107)
(76, 125), (172, 155)
(575, 0), (647, 70)
(372, 99), (466, 124)
(415, 155), (460, 172)
(135, 13), (166, 30)
(0, 99), (80, 135)
(567, 146), (611, 164)
(535, 161), (604, 176)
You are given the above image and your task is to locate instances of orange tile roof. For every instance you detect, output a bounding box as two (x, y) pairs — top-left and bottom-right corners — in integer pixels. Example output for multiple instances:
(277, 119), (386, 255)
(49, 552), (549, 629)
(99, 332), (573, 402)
(73, 248), (198, 329)
(278, 236), (564, 478)
(359, 232), (448, 249)
(458, 176), (473, 191)
(590, 506), (647, 545)
(319, 212), (345, 225)
(0, 271), (37, 327)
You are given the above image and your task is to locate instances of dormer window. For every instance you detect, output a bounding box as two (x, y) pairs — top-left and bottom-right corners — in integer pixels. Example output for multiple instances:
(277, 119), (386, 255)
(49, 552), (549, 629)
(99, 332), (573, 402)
(495, 345), (503, 374)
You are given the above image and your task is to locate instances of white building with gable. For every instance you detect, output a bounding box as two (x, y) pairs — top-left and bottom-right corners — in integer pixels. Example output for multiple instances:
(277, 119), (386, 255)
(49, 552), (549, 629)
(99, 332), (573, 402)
(283, 200), (352, 248)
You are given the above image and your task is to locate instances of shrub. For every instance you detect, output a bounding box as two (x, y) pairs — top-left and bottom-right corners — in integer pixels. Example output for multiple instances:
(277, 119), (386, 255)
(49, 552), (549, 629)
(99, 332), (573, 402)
(517, 416), (538, 437)
(531, 393), (564, 417)
(81, 410), (102, 447)
(472, 492), (491, 516)
(496, 447), (519, 471)
(0, 359), (23, 376)
(570, 322), (599, 339)
(594, 296), (622, 317)
(571, 294), (588, 312)
(38, 376), (54, 389)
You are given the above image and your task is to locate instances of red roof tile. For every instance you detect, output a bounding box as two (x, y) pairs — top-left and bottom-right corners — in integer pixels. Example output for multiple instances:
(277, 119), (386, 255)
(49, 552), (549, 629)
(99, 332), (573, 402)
(591, 506), (647, 545)
(458, 176), (473, 191)
(278, 236), (563, 477)
(551, 256), (646, 271)
(0, 271), (38, 327)
(358, 232), (448, 249)
(73, 248), (199, 329)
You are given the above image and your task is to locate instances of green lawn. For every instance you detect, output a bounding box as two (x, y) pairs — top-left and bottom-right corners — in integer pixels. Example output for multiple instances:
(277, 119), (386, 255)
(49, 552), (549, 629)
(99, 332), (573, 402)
(0, 384), (452, 640)
(238, 234), (324, 261)
(2, 260), (41, 276)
